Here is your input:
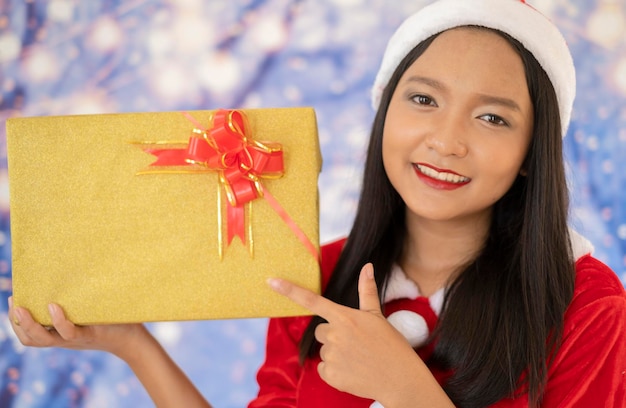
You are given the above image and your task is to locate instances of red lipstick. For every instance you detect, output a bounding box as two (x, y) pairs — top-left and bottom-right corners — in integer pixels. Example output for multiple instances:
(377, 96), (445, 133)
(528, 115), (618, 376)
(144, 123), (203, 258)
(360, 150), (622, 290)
(413, 163), (470, 191)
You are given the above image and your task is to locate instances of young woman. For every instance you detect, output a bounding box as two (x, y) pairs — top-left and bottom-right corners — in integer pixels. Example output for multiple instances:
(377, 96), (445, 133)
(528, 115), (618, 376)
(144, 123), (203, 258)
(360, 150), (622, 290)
(9, 0), (626, 407)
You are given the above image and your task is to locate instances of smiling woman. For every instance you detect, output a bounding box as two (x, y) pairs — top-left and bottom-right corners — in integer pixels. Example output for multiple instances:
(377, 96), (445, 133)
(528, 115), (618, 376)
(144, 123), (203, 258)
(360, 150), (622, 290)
(382, 27), (534, 226)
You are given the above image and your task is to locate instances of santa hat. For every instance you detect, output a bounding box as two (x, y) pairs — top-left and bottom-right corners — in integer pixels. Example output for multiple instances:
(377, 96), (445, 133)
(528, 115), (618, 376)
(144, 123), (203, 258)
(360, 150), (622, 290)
(371, 0), (576, 137)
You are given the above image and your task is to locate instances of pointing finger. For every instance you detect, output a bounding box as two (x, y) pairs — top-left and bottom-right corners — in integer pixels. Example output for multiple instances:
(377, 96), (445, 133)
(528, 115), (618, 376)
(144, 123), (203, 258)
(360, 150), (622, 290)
(268, 278), (345, 322)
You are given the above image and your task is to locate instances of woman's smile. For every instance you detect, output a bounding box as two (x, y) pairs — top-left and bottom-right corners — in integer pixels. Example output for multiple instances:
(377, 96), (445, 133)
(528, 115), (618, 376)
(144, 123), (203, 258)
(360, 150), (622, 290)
(413, 163), (470, 190)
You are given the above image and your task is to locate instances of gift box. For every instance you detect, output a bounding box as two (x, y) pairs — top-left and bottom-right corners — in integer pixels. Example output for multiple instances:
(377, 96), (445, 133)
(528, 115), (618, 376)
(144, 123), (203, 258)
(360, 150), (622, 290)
(6, 107), (321, 325)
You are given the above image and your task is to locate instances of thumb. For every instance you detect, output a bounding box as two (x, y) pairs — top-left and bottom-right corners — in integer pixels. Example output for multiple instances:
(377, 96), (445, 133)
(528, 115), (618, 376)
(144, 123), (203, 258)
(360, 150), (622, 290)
(358, 263), (382, 315)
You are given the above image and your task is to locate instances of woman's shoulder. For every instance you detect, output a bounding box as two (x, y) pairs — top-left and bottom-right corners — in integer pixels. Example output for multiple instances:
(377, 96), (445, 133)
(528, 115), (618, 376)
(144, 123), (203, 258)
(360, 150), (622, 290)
(573, 255), (625, 297)
(568, 254), (626, 317)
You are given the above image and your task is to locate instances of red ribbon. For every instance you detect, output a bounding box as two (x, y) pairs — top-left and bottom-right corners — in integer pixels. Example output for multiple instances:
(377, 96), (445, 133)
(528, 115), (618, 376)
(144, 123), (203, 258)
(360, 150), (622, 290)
(145, 109), (284, 245)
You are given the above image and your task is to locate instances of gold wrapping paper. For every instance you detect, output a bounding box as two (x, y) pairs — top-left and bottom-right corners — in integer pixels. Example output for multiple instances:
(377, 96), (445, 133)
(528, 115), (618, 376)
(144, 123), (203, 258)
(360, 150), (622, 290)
(7, 107), (321, 325)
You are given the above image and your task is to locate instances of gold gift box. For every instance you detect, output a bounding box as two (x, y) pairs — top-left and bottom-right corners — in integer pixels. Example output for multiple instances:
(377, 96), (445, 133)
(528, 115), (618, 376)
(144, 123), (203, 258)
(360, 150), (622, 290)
(6, 107), (321, 325)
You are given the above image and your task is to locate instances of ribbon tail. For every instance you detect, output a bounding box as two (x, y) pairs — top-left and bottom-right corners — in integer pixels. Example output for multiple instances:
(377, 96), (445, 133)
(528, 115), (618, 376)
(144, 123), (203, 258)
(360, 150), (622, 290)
(260, 186), (320, 263)
(226, 201), (246, 245)
(145, 148), (190, 166)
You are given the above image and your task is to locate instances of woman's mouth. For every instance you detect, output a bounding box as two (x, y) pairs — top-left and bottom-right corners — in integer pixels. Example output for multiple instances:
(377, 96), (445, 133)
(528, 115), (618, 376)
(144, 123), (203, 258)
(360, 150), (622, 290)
(414, 163), (470, 190)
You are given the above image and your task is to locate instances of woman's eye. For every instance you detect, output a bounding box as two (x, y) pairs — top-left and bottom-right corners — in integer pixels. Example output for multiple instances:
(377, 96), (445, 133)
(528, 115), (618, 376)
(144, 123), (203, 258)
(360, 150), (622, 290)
(411, 94), (436, 106)
(480, 114), (509, 127)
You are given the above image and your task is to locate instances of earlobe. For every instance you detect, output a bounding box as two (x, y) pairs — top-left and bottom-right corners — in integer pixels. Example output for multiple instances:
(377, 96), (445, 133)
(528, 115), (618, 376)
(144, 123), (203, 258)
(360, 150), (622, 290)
(519, 168), (528, 177)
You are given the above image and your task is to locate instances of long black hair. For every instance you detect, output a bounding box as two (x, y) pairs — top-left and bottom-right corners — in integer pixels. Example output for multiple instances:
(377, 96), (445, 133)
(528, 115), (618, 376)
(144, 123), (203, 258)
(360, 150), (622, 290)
(300, 27), (574, 407)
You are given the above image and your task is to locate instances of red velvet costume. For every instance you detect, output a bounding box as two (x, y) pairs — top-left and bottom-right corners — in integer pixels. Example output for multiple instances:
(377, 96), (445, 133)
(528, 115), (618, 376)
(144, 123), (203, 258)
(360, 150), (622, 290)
(249, 239), (626, 407)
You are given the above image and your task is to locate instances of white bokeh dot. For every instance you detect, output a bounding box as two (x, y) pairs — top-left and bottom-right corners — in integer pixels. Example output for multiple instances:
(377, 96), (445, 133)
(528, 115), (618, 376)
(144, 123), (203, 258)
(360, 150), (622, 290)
(615, 57), (626, 95)
(197, 53), (242, 95)
(586, 5), (626, 48)
(47, 0), (74, 23)
(617, 224), (626, 240)
(0, 32), (21, 63)
(152, 322), (183, 346)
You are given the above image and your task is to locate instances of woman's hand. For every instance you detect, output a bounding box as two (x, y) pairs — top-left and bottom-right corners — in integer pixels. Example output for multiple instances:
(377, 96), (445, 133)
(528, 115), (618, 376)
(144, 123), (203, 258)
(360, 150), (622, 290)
(268, 263), (454, 408)
(8, 296), (148, 360)
(8, 296), (212, 407)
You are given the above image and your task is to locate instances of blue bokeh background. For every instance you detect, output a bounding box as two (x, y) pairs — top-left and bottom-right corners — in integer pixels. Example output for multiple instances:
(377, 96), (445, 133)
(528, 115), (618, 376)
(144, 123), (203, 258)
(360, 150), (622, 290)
(0, 0), (624, 407)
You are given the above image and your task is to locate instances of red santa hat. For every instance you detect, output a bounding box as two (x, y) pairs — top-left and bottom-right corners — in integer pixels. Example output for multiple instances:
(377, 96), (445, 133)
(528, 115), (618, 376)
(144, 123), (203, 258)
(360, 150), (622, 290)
(371, 0), (576, 137)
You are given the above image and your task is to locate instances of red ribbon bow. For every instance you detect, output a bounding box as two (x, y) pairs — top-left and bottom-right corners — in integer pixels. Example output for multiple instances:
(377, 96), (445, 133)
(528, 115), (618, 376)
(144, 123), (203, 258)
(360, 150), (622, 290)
(145, 109), (283, 246)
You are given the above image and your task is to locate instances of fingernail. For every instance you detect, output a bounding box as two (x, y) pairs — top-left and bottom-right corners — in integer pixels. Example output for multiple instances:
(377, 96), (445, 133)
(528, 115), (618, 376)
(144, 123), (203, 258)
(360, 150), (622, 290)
(365, 263), (374, 279)
(267, 278), (284, 293)
(7, 296), (12, 309)
(13, 308), (23, 325)
(48, 303), (57, 316)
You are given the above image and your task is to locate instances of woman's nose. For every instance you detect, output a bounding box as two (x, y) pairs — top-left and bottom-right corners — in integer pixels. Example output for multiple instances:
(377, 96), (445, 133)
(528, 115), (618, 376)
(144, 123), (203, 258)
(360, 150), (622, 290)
(424, 116), (469, 158)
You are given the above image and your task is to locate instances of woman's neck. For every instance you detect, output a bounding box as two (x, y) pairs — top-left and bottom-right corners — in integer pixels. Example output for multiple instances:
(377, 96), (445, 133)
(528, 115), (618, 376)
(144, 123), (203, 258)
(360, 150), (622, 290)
(399, 211), (491, 297)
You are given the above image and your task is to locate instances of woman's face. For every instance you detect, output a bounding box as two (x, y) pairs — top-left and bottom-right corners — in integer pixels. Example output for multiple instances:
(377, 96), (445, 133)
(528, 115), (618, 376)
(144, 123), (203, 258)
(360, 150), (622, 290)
(382, 27), (534, 226)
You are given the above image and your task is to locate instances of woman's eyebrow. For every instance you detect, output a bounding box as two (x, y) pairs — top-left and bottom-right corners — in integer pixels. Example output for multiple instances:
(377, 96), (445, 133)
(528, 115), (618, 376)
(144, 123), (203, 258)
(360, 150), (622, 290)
(476, 94), (522, 112)
(403, 75), (446, 91)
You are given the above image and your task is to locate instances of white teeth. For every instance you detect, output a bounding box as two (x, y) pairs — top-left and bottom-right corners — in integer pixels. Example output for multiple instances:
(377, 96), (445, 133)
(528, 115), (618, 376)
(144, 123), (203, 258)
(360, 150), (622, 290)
(416, 164), (469, 183)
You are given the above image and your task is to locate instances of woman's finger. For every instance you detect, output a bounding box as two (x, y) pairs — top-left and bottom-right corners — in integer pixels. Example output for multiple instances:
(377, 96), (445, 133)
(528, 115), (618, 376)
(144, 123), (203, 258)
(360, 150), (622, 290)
(314, 322), (331, 344)
(47, 303), (82, 342)
(10, 303), (58, 347)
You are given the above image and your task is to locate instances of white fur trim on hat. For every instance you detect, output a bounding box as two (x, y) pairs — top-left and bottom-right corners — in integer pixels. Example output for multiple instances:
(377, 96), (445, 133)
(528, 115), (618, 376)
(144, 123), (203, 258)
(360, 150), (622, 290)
(371, 0), (576, 137)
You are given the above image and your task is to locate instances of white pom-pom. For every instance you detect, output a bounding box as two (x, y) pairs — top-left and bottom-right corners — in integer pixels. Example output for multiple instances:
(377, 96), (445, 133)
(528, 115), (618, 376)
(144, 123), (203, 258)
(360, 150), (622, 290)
(387, 310), (430, 348)
(370, 401), (385, 408)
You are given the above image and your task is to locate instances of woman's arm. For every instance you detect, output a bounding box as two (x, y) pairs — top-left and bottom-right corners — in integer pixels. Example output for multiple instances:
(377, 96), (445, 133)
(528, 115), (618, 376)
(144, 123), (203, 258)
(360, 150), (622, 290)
(9, 297), (212, 408)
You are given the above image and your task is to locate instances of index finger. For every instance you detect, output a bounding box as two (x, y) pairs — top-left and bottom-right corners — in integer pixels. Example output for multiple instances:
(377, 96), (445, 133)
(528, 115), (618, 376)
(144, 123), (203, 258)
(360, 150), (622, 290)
(268, 278), (345, 322)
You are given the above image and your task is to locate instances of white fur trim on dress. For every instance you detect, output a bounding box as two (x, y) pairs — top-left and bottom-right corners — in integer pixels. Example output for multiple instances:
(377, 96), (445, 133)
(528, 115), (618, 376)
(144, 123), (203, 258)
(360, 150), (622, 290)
(371, 0), (576, 137)
(569, 227), (594, 260)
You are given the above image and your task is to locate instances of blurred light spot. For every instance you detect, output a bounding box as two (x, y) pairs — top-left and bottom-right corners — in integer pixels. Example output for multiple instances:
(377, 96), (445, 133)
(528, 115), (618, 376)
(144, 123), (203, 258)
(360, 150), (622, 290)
(170, 0), (204, 9)
(587, 5), (626, 48)
(283, 85), (302, 102)
(530, 0), (557, 16)
(197, 53), (241, 95)
(0, 277), (11, 291)
(116, 382), (130, 396)
(601, 207), (612, 221)
(601, 159), (614, 173)
(172, 14), (215, 53)
(240, 338), (257, 355)
(597, 106), (610, 120)
(66, 92), (114, 115)
(243, 92), (262, 108)
(148, 29), (174, 58)
(7, 383), (18, 395)
(329, 0), (365, 7)
(2, 77), (15, 92)
(0, 171), (9, 211)
(88, 17), (123, 53)
(618, 224), (626, 240)
(7, 367), (19, 380)
(250, 16), (287, 52)
(152, 63), (194, 100)
(615, 57), (626, 94)
(230, 360), (246, 383)
(288, 57), (307, 70)
(22, 47), (60, 82)
(586, 135), (599, 150)
(71, 371), (85, 386)
(152, 321), (182, 346)
(47, 0), (74, 23)
(32, 380), (46, 395)
(330, 80), (347, 95)
(0, 32), (21, 63)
